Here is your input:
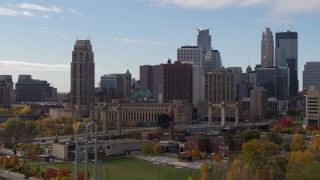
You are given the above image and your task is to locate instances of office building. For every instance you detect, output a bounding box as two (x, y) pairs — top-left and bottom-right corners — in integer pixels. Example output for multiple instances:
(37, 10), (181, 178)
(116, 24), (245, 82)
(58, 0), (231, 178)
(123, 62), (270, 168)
(15, 75), (57, 102)
(110, 70), (132, 99)
(139, 64), (163, 101)
(303, 61), (320, 89)
(177, 46), (204, 105)
(250, 86), (268, 121)
(304, 88), (320, 128)
(203, 50), (222, 73)
(275, 31), (298, 96)
(140, 65), (153, 92)
(197, 29), (211, 54)
(205, 68), (235, 103)
(0, 75), (14, 103)
(228, 67), (242, 101)
(100, 75), (117, 91)
(256, 67), (288, 100)
(0, 82), (10, 108)
(261, 28), (274, 68)
(162, 61), (193, 103)
(70, 40), (95, 107)
(177, 46), (202, 65)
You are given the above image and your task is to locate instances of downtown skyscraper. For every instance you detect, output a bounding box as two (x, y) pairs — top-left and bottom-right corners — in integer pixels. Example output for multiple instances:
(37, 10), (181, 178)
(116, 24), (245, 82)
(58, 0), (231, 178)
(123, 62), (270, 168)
(197, 29), (211, 54)
(261, 28), (274, 68)
(275, 31), (298, 97)
(70, 40), (95, 108)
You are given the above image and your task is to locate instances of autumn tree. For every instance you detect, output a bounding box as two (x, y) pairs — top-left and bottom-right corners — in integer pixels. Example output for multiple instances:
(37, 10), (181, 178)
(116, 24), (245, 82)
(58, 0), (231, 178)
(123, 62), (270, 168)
(11, 156), (19, 166)
(290, 133), (306, 151)
(0, 118), (33, 155)
(286, 150), (314, 180)
(20, 106), (32, 115)
(309, 136), (320, 155)
(214, 153), (222, 162)
(193, 149), (201, 160)
(241, 129), (261, 142)
(200, 162), (208, 180)
(0, 108), (10, 115)
(12, 106), (24, 115)
(187, 176), (193, 180)
(152, 143), (163, 155)
(2, 156), (10, 168)
(44, 168), (57, 180)
(142, 142), (155, 156)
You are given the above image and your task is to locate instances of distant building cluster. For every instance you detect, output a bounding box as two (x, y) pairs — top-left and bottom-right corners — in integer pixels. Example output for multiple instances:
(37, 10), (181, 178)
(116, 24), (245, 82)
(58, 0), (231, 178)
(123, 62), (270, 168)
(1, 27), (320, 129)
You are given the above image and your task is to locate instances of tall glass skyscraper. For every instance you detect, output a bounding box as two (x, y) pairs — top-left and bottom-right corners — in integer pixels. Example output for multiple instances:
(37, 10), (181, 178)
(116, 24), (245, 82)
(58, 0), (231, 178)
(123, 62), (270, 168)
(70, 40), (95, 108)
(261, 28), (274, 68)
(197, 29), (211, 54)
(275, 31), (298, 97)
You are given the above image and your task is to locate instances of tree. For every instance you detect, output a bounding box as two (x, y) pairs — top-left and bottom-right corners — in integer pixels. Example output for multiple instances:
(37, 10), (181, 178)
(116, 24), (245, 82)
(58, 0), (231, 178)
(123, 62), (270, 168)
(20, 106), (32, 115)
(12, 106), (24, 115)
(241, 129), (260, 142)
(309, 136), (320, 155)
(200, 162), (208, 180)
(157, 114), (172, 129)
(286, 150), (314, 180)
(267, 130), (282, 144)
(0, 118), (33, 155)
(290, 133), (306, 152)
(44, 168), (57, 180)
(242, 139), (279, 157)
(11, 156), (19, 166)
(193, 149), (201, 160)
(0, 108), (10, 115)
(152, 143), (163, 155)
(2, 156), (10, 168)
(214, 153), (222, 162)
(187, 176), (193, 180)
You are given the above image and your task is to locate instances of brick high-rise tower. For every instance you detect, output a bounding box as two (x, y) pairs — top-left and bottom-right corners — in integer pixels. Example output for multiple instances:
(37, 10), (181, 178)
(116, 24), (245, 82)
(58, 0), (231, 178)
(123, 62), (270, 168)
(70, 40), (95, 108)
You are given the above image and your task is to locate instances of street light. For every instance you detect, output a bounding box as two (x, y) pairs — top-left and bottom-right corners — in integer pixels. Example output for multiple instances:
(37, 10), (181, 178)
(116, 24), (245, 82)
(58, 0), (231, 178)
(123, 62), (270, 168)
(75, 121), (98, 180)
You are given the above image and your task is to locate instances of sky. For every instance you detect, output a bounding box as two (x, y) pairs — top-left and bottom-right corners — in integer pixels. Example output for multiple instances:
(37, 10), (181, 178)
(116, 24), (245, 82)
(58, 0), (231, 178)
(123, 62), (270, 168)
(1, 0), (320, 92)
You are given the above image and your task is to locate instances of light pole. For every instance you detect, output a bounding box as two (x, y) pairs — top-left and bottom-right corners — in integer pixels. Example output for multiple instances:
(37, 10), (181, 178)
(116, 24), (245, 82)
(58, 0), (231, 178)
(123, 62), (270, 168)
(75, 121), (98, 180)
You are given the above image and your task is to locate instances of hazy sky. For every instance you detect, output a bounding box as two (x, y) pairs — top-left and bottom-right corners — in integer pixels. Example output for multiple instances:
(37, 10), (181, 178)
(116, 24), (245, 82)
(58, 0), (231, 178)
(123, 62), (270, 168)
(1, 0), (320, 92)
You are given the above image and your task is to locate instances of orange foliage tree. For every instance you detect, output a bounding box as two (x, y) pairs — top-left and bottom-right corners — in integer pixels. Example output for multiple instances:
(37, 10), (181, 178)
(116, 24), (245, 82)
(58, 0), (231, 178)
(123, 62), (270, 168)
(2, 156), (10, 168)
(11, 156), (19, 166)
(214, 153), (222, 162)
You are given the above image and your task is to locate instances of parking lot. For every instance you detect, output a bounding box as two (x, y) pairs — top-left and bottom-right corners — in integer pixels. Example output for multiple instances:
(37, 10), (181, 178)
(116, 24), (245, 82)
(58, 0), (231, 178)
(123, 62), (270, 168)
(137, 156), (203, 170)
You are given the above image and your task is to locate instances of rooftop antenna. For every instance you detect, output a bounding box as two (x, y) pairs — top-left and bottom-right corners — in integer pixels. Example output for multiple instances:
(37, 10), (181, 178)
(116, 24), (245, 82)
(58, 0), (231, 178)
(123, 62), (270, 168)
(289, 24), (291, 31)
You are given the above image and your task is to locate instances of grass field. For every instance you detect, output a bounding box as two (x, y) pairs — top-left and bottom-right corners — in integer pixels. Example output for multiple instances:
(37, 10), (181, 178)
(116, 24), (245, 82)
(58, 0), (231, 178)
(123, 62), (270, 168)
(36, 157), (200, 180)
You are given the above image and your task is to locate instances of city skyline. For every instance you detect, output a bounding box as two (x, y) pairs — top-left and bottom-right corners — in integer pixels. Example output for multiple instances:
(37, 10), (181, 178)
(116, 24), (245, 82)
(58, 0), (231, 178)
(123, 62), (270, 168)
(1, 0), (320, 92)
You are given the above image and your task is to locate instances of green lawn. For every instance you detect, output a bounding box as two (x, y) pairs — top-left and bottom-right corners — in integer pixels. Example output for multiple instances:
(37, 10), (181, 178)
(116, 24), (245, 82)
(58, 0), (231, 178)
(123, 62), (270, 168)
(35, 157), (200, 180)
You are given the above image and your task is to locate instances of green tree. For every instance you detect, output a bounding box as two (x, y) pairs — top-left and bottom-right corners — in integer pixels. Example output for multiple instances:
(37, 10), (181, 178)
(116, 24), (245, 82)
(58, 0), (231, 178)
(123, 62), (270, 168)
(290, 133), (306, 152)
(241, 129), (261, 142)
(268, 130), (282, 144)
